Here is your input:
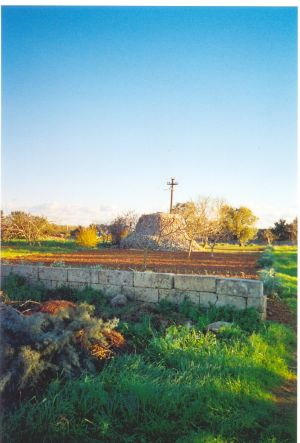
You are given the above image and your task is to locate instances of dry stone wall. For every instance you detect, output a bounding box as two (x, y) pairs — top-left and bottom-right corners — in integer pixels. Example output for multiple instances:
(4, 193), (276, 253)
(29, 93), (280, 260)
(0, 264), (266, 318)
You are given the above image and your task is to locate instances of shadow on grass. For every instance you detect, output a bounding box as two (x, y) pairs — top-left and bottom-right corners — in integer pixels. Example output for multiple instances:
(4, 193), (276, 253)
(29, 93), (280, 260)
(3, 352), (294, 443)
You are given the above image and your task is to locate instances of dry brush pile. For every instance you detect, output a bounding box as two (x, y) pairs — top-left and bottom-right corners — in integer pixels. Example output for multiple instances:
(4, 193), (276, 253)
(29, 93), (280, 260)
(0, 300), (125, 405)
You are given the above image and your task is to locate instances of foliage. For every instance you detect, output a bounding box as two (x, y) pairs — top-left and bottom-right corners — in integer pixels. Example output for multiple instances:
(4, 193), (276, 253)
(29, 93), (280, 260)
(108, 211), (138, 245)
(1, 211), (51, 245)
(289, 217), (297, 244)
(2, 318), (296, 443)
(0, 301), (122, 405)
(173, 198), (228, 256)
(258, 268), (284, 297)
(256, 249), (275, 268)
(94, 223), (113, 243)
(222, 206), (258, 246)
(257, 245), (297, 314)
(75, 226), (99, 248)
(262, 229), (276, 245)
(2, 274), (48, 303)
(271, 219), (290, 242)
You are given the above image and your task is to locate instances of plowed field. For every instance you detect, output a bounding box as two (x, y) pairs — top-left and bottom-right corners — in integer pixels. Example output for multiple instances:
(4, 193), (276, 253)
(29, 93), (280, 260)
(5, 249), (260, 279)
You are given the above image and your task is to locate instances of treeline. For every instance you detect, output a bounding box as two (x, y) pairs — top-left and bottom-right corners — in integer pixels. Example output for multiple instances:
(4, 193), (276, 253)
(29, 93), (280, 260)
(0, 210), (138, 247)
(258, 218), (297, 245)
(1, 206), (297, 248)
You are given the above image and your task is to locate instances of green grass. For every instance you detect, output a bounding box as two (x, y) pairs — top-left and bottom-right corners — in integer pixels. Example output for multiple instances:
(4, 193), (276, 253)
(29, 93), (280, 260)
(2, 275), (297, 443)
(213, 243), (264, 252)
(3, 316), (296, 443)
(271, 246), (297, 314)
(1, 239), (110, 260)
(2, 245), (297, 442)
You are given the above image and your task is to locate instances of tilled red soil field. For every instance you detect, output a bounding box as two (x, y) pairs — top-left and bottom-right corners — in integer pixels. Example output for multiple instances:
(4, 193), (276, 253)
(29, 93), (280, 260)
(5, 249), (260, 279)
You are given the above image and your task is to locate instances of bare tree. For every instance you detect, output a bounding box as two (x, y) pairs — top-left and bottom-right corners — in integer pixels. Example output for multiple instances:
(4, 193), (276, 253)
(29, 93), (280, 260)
(206, 201), (229, 255)
(2, 211), (51, 245)
(174, 198), (229, 258)
(109, 211), (139, 246)
(173, 199), (211, 258)
(156, 214), (184, 243)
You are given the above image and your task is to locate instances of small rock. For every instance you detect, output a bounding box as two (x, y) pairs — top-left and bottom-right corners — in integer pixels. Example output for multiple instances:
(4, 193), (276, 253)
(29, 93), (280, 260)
(110, 294), (128, 307)
(206, 321), (233, 333)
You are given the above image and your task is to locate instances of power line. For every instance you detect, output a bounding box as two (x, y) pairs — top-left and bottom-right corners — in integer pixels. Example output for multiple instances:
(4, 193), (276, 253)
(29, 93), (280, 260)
(167, 177), (179, 213)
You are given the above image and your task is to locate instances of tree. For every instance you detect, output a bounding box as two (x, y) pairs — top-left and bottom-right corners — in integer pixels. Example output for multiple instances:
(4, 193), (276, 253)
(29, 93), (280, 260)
(173, 200), (204, 258)
(289, 218), (297, 244)
(1, 211), (51, 245)
(76, 226), (99, 248)
(222, 206), (258, 246)
(262, 229), (276, 246)
(173, 198), (227, 257)
(206, 202), (230, 255)
(271, 219), (290, 241)
(95, 224), (112, 244)
(109, 211), (139, 246)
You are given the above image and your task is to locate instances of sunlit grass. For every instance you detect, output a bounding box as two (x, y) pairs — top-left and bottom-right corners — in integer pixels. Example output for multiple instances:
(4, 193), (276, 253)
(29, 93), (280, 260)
(1, 274), (297, 443)
(272, 246), (297, 313)
(3, 319), (296, 443)
(1, 239), (109, 260)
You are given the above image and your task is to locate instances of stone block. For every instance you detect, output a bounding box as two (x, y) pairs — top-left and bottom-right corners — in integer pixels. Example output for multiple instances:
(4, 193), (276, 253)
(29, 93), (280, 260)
(98, 269), (134, 287)
(134, 287), (159, 303)
(247, 296), (267, 313)
(122, 285), (136, 301)
(98, 270), (110, 285)
(247, 281), (264, 298)
(68, 268), (91, 283)
(39, 267), (67, 282)
(134, 272), (173, 289)
(102, 285), (122, 298)
(11, 265), (39, 280)
(174, 275), (216, 292)
(158, 289), (184, 305)
(216, 279), (248, 296)
(184, 291), (201, 305)
(199, 292), (218, 308)
(216, 294), (246, 310)
(90, 270), (100, 284)
(107, 270), (133, 286)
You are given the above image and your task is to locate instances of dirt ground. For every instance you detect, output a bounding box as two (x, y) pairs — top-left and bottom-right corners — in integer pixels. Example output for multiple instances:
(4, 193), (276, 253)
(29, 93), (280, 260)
(266, 298), (297, 327)
(5, 249), (260, 279)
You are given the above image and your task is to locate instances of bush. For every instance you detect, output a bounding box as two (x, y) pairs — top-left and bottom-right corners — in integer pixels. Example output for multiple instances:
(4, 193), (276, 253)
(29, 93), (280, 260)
(0, 301), (124, 405)
(2, 274), (48, 302)
(258, 268), (284, 296)
(256, 250), (275, 268)
(75, 227), (99, 248)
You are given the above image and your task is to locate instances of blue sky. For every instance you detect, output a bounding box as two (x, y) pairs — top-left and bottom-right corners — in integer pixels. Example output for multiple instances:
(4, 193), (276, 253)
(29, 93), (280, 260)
(2, 6), (297, 227)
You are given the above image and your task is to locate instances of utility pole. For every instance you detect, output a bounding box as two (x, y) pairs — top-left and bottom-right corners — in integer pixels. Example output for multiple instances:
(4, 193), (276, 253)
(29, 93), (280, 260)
(167, 177), (179, 213)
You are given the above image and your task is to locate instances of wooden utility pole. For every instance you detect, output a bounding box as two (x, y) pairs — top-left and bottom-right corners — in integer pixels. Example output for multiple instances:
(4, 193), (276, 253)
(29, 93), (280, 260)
(167, 177), (178, 213)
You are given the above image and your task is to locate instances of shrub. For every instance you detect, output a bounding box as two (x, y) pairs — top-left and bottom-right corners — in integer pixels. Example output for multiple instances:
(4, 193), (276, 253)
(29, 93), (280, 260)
(2, 274), (48, 302)
(258, 268), (284, 296)
(0, 301), (124, 405)
(256, 250), (274, 268)
(75, 226), (99, 248)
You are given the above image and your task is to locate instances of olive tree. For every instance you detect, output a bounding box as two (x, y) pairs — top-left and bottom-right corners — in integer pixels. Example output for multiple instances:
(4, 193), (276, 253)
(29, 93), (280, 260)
(222, 206), (258, 246)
